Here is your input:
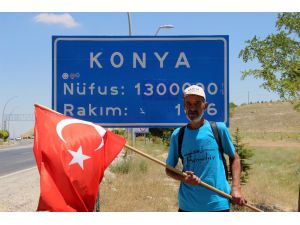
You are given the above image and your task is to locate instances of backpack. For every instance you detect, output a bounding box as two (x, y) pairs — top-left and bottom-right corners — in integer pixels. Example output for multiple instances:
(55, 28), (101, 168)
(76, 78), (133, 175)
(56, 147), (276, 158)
(177, 121), (230, 180)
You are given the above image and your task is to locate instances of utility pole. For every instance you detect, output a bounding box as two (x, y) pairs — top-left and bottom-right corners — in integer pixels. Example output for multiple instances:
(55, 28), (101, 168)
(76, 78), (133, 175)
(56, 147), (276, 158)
(248, 91), (250, 104)
(127, 12), (135, 146)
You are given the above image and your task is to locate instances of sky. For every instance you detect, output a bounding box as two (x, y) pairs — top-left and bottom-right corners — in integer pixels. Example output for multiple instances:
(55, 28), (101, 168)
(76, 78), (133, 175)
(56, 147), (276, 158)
(0, 2), (299, 224)
(0, 12), (285, 137)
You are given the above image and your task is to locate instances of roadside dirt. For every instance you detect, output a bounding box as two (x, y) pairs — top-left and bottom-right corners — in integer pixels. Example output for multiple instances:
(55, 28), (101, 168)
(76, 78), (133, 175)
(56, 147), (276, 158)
(0, 168), (39, 211)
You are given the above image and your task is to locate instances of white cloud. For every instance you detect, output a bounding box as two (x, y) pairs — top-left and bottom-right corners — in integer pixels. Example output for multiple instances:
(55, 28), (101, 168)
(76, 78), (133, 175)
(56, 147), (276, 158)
(34, 13), (79, 28)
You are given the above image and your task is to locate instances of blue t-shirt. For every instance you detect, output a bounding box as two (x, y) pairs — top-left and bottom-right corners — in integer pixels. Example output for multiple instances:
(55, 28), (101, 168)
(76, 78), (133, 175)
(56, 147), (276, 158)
(166, 120), (235, 212)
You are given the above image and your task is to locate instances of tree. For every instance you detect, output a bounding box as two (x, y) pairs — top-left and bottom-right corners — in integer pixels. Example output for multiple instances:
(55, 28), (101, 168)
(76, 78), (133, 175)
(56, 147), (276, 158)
(239, 13), (300, 110)
(232, 128), (254, 184)
(229, 102), (237, 118)
(149, 128), (174, 146)
(0, 130), (9, 141)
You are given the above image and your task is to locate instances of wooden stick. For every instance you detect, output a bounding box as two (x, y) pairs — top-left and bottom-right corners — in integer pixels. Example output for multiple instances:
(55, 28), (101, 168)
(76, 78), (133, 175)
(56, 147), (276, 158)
(124, 144), (263, 212)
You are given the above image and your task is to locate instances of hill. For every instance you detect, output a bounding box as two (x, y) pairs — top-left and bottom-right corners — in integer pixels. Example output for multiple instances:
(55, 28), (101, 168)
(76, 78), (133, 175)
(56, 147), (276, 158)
(229, 101), (300, 211)
(230, 101), (300, 144)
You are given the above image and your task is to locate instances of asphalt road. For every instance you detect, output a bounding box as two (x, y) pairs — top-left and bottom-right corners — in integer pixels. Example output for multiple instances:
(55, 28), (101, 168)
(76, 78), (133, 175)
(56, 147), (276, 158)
(0, 142), (36, 177)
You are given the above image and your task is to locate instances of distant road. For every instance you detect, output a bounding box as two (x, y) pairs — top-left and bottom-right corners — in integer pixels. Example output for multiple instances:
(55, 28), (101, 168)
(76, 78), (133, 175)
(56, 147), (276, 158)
(0, 142), (36, 177)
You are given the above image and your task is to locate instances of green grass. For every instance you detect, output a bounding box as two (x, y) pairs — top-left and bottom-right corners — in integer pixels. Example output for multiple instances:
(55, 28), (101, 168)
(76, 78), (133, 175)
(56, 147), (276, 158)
(109, 157), (149, 175)
(105, 101), (300, 211)
(101, 139), (179, 212)
(251, 147), (300, 189)
(230, 102), (300, 136)
(237, 131), (300, 141)
(243, 146), (300, 211)
(110, 159), (132, 174)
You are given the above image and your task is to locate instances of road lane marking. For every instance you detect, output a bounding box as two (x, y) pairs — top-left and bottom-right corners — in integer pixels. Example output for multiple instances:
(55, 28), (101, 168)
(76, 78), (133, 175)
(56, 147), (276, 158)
(0, 144), (33, 151)
(0, 166), (37, 179)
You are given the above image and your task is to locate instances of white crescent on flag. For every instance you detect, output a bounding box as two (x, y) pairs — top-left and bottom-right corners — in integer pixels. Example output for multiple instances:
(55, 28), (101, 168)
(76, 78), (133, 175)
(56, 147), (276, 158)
(56, 118), (106, 151)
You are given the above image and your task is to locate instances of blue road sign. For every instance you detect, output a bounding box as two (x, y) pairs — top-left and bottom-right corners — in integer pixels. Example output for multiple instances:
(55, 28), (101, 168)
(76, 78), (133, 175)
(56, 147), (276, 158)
(52, 36), (229, 127)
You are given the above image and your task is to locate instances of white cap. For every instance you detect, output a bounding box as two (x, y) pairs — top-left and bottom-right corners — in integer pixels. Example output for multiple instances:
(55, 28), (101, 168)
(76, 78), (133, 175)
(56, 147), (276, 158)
(183, 85), (206, 100)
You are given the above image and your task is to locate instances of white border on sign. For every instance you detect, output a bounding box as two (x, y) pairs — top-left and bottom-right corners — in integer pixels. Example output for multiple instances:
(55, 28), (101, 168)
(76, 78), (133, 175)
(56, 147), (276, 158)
(53, 37), (228, 126)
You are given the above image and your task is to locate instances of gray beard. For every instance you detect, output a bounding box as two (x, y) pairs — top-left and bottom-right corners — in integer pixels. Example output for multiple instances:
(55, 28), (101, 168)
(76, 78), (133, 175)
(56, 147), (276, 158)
(185, 111), (204, 124)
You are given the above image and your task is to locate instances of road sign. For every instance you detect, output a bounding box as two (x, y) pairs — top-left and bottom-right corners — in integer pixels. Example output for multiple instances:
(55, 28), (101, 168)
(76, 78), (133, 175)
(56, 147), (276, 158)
(133, 128), (149, 134)
(52, 36), (229, 127)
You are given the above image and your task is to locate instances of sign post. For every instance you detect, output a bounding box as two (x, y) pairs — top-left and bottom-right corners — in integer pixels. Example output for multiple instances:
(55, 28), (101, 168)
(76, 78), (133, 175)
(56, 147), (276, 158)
(53, 36), (229, 127)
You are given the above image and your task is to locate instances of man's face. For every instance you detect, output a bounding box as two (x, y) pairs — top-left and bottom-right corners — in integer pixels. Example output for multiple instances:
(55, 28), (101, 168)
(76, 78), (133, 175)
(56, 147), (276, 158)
(184, 95), (207, 121)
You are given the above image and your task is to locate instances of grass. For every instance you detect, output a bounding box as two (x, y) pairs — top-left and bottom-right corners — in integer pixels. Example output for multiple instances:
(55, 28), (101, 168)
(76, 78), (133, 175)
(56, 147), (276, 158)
(237, 132), (300, 142)
(98, 102), (300, 212)
(99, 137), (300, 212)
(229, 101), (300, 211)
(109, 157), (149, 175)
(241, 146), (300, 211)
(109, 158), (132, 174)
(230, 102), (300, 136)
(99, 140), (179, 212)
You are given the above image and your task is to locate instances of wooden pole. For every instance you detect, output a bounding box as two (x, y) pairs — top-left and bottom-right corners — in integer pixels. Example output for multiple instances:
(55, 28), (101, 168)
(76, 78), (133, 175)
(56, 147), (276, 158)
(124, 144), (263, 212)
(33, 104), (262, 212)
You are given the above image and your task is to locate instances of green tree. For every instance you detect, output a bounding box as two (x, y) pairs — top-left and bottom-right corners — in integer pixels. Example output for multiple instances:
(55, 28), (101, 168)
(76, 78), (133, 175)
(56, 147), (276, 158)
(0, 130), (10, 141)
(149, 128), (174, 146)
(239, 13), (300, 110)
(232, 128), (254, 184)
(149, 128), (164, 138)
(229, 102), (238, 118)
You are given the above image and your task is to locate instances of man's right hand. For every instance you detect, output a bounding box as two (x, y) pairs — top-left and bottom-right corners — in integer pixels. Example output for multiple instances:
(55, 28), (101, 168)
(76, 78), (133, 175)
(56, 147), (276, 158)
(183, 171), (201, 185)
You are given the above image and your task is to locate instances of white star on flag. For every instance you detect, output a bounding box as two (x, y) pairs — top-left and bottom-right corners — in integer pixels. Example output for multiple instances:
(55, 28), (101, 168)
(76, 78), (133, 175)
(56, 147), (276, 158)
(68, 146), (91, 170)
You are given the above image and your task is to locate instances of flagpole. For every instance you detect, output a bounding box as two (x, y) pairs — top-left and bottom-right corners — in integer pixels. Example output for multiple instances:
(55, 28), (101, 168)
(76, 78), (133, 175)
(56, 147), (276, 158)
(33, 104), (262, 212)
(124, 144), (263, 212)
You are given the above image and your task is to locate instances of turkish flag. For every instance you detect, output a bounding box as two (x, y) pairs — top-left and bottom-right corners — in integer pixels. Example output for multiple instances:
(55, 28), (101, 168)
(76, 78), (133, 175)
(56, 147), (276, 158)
(33, 104), (126, 212)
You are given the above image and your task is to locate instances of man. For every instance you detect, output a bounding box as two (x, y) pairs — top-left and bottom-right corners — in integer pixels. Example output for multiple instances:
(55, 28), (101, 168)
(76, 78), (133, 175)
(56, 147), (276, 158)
(165, 85), (246, 212)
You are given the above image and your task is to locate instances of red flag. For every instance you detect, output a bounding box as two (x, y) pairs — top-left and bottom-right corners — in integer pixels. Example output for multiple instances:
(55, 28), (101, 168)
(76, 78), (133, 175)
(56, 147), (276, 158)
(33, 104), (126, 212)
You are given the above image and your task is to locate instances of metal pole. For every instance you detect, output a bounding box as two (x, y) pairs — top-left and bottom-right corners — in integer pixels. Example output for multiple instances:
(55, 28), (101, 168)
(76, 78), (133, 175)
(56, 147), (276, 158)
(155, 27), (161, 36)
(6, 106), (19, 136)
(132, 128), (135, 146)
(1, 96), (17, 130)
(155, 25), (175, 36)
(127, 12), (132, 36)
(96, 191), (100, 212)
(298, 182), (300, 212)
(127, 12), (135, 146)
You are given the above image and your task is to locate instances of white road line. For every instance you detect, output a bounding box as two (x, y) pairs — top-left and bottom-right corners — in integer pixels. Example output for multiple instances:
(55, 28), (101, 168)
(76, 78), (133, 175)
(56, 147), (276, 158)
(0, 166), (37, 179)
(0, 144), (33, 151)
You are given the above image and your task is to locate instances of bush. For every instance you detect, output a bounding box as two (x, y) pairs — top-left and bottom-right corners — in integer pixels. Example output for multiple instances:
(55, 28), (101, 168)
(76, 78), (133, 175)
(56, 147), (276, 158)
(0, 130), (9, 141)
(110, 158), (149, 175)
(232, 128), (254, 184)
(112, 129), (125, 137)
(152, 136), (162, 144)
(110, 159), (132, 174)
(138, 160), (148, 173)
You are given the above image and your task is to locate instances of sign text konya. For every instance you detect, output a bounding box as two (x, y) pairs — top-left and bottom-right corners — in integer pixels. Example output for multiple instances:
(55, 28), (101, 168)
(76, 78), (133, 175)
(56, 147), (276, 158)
(52, 36), (229, 127)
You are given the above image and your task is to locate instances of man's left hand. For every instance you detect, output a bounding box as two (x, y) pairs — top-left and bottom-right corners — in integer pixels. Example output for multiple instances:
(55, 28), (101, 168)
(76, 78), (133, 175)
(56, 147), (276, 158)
(230, 186), (247, 206)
